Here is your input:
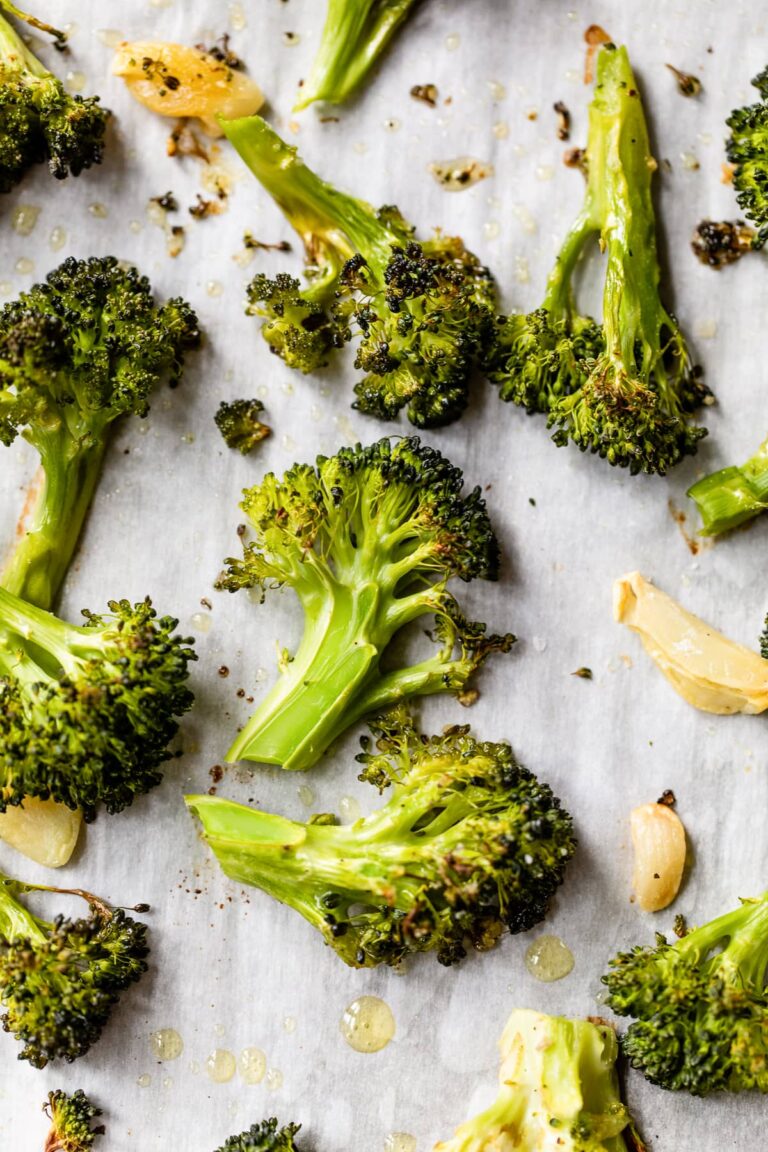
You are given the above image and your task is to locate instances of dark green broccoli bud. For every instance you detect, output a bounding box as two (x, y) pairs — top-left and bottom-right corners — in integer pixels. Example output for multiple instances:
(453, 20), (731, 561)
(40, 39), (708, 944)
(0, 256), (201, 610)
(0, 1), (110, 192)
(603, 892), (768, 1095)
(0, 872), (149, 1067)
(688, 432), (768, 535)
(726, 67), (768, 247)
(217, 436), (513, 771)
(435, 1009), (646, 1151)
(44, 1088), (105, 1151)
(487, 44), (710, 476)
(221, 115), (497, 427)
(213, 1118), (303, 1152)
(0, 586), (196, 820)
(188, 707), (574, 969)
(761, 617), (768, 659)
(691, 219), (756, 267)
(293, 0), (421, 112)
(214, 398), (271, 454)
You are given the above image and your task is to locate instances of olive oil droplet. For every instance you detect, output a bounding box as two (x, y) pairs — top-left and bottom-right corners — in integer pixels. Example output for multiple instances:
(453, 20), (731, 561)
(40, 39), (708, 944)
(524, 935), (574, 982)
(239, 1046), (266, 1084)
(385, 1135), (417, 1152)
(206, 1048), (236, 1083)
(340, 996), (395, 1053)
(150, 1028), (183, 1061)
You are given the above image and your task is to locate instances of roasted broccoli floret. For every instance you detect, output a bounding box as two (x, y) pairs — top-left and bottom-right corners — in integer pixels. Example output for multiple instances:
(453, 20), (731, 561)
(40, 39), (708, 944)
(0, 871), (148, 1067)
(604, 891), (768, 1095)
(688, 432), (768, 535)
(213, 1118), (304, 1152)
(44, 1089), (105, 1151)
(214, 398), (271, 454)
(0, 0), (110, 192)
(294, 0), (421, 112)
(0, 586), (196, 820)
(691, 219), (756, 267)
(217, 437), (513, 771)
(0, 256), (201, 610)
(726, 66), (768, 247)
(222, 115), (496, 427)
(487, 43), (710, 475)
(187, 708), (574, 968)
(434, 1009), (645, 1151)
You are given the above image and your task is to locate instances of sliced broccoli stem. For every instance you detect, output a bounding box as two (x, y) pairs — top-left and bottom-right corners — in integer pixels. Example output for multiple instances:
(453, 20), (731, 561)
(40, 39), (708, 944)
(0, 874), (46, 945)
(688, 436), (768, 535)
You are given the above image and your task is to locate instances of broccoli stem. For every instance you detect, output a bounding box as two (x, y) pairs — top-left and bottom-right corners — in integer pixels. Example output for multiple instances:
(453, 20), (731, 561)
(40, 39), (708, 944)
(688, 436), (768, 535)
(0, 0), (66, 48)
(675, 894), (768, 990)
(0, 874), (46, 946)
(0, 583), (114, 685)
(0, 4), (52, 77)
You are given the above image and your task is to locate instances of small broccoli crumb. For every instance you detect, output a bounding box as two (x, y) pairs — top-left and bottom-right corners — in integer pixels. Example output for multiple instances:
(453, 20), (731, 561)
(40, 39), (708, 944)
(44, 1088), (105, 1151)
(571, 667), (593, 679)
(214, 399), (271, 455)
(666, 63), (702, 96)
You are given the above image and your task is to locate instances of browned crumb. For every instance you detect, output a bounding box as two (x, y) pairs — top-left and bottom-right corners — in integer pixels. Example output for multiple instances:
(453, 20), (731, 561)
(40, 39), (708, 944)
(411, 83), (438, 107)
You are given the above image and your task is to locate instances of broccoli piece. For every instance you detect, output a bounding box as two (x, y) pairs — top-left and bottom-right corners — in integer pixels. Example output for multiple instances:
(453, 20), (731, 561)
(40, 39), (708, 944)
(0, 871), (148, 1067)
(0, 0), (110, 192)
(690, 219), (756, 267)
(215, 398), (270, 455)
(213, 1119), (303, 1152)
(0, 256), (201, 611)
(688, 432), (768, 535)
(434, 1009), (645, 1151)
(726, 66), (768, 247)
(44, 1089), (105, 1151)
(603, 892), (768, 1095)
(222, 115), (496, 428)
(487, 43), (710, 475)
(217, 437), (514, 771)
(294, 0), (421, 112)
(187, 708), (574, 968)
(0, 586), (196, 820)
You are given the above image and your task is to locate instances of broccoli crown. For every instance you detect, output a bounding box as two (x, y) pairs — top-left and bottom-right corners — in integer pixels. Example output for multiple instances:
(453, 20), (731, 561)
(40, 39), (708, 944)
(0, 588), (197, 819)
(435, 1009), (644, 1152)
(487, 44), (710, 476)
(603, 892), (768, 1095)
(0, 5), (110, 192)
(0, 874), (149, 1067)
(214, 398), (271, 455)
(218, 437), (513, 771)
(188, 708), (574, 969)
(44, 1088), (105, 1151)
(726, 68), (768, 248)
(213, 1118), (303, 1152)
(246, 269), (351, 375)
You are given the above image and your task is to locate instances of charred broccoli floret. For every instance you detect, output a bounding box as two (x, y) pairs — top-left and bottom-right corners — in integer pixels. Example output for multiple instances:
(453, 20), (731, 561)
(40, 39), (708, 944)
(487, 44), (710, 475)
(691, 219), (756, 267)
(222, 115), (496, 428)
(688, 432), (768, 535)
(213, 1119), (304, 1152)
(726, 66), (768, 247)
(603, 891), (768, 1095)
(44, 1089), (105, 1151)
(0, 872), (148, 1067)
(187, 708), (574, 968)
(0, 1), (110, 192)
(0, 587), (196, 821)
(0, 256), (201, 610)
(214, 398), (271, 454)
(217, 437), (513, 771)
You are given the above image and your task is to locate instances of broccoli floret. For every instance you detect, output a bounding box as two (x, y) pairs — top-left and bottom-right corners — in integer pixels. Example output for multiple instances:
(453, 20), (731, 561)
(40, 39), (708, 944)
(0, 587), (196, 820)
(214, 398), (270, 455)
(0, 1), (110, 192)
(187, 708), (574, 968)
(293, 0), (420, 112)
(213, 1119), (303, 1152)
(44, 1089), (105, 1151)
(0, 256), (201, 610)
(434, 1009), (645, 1151)
(222, 115), (496, 427)
(726, 66), (768, 247)
(604, 892), (768, 1095)
(217, 436), (514, 771)
(0, 872), (148, 1067)
(688, 432), (768, 535)
(691, 219), (756, 267)
(487, 44), (710, 475)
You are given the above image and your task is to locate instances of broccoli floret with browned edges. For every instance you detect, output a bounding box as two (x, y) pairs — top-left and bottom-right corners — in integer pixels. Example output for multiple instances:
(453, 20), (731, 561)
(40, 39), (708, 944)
(726, 66), (768, 247)
(216, 436), (513, 771)
(0, 256), (201, 611)
(0, 872), (148, 1067)
(44, 1089), (105, 1151)
(213, 1118), (304, 1152)
(215, 399), (270, 455)
(487, 44), (710, 475)
(691, 219), (756, 267)
(0, 0), (110, 192)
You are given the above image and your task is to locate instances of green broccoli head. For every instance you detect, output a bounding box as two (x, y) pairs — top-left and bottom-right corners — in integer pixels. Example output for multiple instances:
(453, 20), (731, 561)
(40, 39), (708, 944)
(213, 1119), (303, 1152)
(44, 1088), (105, 1151)
(603, 892), (768, 1094)
(726, 67), (768, 248)
(214, 398), (271, 454)
(0, 588), (196, 820)
(246, 270), (350, 374)
(0, 873), (149, 1067)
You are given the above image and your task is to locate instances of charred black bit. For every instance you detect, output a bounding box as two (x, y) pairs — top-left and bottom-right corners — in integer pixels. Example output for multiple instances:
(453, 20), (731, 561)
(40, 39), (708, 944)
(563, 146), (587, 174)
(666, 64), (702, 97)
(411, 83), (438, 107)
(151, 191), (178, 212)
(691, 219), (755, 267)
(571, 667), (593, 680)
(554, 100), (571, 140)
(657, 788), (676, 807)
(167, 122), (210, 162)
(188, 194), (220, 219)
(196, 33), (244, 70)
(673, 913), (688, 938)
(243, 233), (293, 253)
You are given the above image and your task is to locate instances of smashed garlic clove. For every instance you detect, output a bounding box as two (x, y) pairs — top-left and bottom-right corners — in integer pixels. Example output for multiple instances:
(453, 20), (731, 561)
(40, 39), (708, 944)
(0, 798), (82, 867)
(613, 571), (768, 714)
(630, 803), (686, 912)
(112, 41), (264, 136)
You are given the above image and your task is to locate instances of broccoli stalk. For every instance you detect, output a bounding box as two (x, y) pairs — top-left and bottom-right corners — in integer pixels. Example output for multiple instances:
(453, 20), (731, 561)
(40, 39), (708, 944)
(44, 1089), (105, 1152)
(435, 1009), (645, 1151)
(213, 1119), (304, 1152)
(688, 433), (768, 535)
(0, 872), (148, 1067)
(218, 437), (513, 771)
(488, 43), (710, 475)
(604, 892), (768, 1095)
(294, 0), (421, 112)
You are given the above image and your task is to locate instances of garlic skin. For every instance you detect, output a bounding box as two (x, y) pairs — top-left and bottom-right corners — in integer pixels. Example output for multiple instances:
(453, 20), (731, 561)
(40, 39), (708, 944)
(630, 803), (686, 912)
